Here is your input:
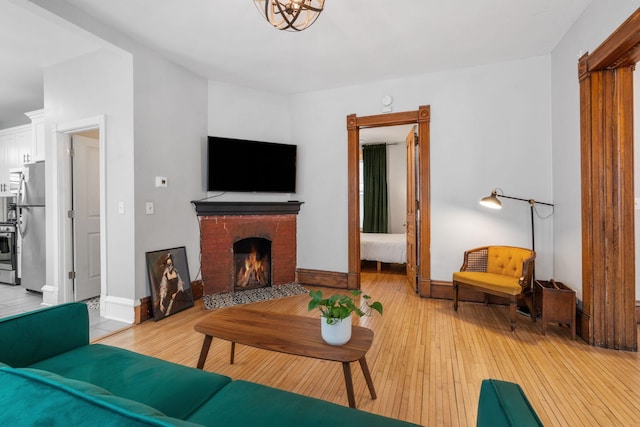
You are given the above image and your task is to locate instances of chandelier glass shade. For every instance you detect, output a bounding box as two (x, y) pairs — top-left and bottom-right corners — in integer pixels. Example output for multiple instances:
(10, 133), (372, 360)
(253, 0), (325, 32)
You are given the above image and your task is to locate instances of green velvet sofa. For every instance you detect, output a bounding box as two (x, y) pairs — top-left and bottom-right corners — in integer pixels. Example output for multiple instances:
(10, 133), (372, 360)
(0, 302), (417, 426)
(477, 379), (543, 426)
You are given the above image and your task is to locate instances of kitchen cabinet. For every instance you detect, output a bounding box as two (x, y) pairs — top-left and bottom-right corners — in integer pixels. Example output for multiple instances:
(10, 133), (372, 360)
(0, 134), (8, 194)
(0, 109), (45, 197)
(14, 128), (31, 166)
(16, 127), (32, 165)
(0, 109), (44, 197)
(0, 125), (31, 194)
(25, 109), (45, 162)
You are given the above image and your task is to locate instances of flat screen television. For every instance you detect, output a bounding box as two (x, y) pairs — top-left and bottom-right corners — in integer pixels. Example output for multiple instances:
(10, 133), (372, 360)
(207, 136), (297, 193)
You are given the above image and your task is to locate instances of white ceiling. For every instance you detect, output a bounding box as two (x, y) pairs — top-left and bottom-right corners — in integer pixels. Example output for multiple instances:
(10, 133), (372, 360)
(0, 0), (104, 127)
(360, 124), (415, 145)
(1, 0), (593, 129)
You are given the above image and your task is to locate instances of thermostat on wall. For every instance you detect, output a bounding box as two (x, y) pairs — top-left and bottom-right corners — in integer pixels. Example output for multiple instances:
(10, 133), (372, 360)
(155, 176), (168, 188)
(381, 95), (393, 112)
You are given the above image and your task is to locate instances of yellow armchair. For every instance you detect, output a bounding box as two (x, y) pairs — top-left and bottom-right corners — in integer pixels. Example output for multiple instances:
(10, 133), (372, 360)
(452, 246), (536, 331)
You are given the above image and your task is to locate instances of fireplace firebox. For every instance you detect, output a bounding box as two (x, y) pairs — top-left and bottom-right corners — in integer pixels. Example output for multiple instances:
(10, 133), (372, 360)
(234, 237), (271, 291)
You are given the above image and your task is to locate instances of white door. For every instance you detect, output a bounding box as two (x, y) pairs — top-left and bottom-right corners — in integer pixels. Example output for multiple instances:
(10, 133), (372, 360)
(72, 134), (101, 301)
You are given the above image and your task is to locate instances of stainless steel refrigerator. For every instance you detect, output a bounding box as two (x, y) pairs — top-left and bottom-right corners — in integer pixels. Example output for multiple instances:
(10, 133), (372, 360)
(17, 161), (45, 292)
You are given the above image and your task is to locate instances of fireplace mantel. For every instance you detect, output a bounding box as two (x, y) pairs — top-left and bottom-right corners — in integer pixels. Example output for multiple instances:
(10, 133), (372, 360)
(192, 201), (303, 216)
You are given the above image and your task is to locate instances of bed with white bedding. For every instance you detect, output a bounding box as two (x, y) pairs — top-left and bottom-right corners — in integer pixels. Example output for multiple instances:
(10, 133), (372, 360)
(360, 233), (407, 270)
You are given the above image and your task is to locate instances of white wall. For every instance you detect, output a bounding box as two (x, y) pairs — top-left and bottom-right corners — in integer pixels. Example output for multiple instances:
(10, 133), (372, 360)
(387, 142), (407, 234)
(290, 56), (554, 280)
(206, 81), (293, 203)
(132, 49), (208, 303)
(43, 48), (135, 310)
(208, 81), (291, 144)
(551, 0), (640, 302)
(35, 0), (210, 322)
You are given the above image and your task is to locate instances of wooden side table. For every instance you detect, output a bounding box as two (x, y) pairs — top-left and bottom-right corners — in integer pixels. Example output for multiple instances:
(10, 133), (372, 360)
(534, 279), (576, 339)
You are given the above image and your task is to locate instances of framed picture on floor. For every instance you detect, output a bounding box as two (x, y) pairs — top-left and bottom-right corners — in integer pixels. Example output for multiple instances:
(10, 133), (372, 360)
(146, 246), (194, 321)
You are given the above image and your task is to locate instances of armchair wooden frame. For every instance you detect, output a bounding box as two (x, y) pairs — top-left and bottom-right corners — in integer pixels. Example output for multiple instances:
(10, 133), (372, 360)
(452, 246), (536, 331)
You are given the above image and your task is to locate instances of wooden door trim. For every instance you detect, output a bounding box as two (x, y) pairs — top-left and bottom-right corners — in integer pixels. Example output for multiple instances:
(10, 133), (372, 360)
(405, 127), (417, 292)
(584, 10), (640, 71)
(347, 106), (431, 294)
(578, 8), (639, 350)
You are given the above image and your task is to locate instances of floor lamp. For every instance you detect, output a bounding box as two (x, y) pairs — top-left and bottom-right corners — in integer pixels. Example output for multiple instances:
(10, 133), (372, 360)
(479, 188), (554, 317)
(479, 189), (554, 252)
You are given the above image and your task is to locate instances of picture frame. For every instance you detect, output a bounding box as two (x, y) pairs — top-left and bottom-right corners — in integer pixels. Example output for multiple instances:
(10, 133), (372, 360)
(146, 246), (194, 321)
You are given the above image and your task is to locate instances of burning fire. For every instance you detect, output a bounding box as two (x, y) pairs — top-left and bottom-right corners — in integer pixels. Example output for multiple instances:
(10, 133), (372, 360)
(236, 247), (268, 288)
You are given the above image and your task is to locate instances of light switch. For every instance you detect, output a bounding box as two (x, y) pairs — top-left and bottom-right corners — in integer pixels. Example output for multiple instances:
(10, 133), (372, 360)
(635, 198), (640, 210)
(146, 202), (154, 215)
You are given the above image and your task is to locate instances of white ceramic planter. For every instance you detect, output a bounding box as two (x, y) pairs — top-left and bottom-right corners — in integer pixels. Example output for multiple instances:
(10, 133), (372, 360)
(321, 315), (352, 345)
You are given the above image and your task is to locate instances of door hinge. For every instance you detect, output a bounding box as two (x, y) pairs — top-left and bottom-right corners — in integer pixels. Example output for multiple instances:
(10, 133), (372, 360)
(416, 200), (420, 210)
(414, 133), (419, 145)
(68, 271), (76, 280)
(67, 210), (75, 219)
(67, 147), (74, 157)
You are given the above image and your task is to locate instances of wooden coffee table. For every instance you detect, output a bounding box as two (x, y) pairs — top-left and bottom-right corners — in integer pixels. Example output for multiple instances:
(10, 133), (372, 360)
(194, 305), (377, 408)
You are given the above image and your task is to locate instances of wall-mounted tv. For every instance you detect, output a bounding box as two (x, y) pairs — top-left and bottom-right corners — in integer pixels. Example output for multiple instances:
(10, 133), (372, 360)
(207, 136), (297, 193)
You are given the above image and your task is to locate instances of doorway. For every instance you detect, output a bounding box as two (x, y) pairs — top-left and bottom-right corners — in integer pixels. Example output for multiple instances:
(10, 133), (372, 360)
(359, 125), (416, 289)
(70, 131), (101, 301)
(45, 115), (106, 309)
(347, 106), (431, 296)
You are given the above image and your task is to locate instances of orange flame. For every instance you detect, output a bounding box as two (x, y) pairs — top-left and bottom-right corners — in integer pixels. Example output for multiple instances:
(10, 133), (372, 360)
(236, 246), (268, 287)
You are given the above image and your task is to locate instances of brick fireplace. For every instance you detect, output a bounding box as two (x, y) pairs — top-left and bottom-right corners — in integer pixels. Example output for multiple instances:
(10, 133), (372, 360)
(193, 201), (303, 295)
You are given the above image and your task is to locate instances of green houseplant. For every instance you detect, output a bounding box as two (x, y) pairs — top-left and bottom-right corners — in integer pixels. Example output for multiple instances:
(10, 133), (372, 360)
(308, 290), (383, 324)
(308, 290), (383, 346)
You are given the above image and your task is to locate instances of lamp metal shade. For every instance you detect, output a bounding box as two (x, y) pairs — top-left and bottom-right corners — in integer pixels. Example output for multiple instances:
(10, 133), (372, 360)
(479, 191), (502, 209)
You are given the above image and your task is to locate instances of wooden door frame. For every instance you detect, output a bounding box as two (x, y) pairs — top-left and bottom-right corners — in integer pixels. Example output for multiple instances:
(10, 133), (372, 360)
(578, 8), (640, 350)
(347, 105), (431, 296)
(405, 127), (418, 292)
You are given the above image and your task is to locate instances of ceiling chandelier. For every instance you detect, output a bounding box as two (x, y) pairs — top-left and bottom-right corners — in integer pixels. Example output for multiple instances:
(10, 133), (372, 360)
(253, 0), (325, 32)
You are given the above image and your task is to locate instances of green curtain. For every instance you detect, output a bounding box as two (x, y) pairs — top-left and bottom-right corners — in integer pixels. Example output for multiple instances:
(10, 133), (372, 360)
(362, 144), (388, 233)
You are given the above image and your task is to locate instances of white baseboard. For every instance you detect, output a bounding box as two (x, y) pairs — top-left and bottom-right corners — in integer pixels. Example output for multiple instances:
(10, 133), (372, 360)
(41, 285), (58, 306)
(100, 295), (136, 324)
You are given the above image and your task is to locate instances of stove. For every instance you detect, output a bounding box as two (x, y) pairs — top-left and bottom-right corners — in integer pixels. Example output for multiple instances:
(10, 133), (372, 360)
(0, 222), (18, 284)
(0, 222), (16, 231)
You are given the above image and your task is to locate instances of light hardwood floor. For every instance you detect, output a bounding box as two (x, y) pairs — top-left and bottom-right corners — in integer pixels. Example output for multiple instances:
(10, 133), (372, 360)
(97, 268), (640, 426)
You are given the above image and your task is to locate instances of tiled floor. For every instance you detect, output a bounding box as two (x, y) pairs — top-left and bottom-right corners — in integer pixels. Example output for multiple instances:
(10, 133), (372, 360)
(0, 283), (129, 341)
